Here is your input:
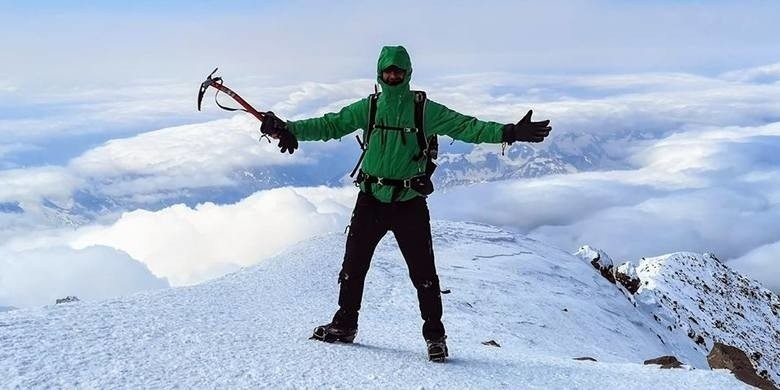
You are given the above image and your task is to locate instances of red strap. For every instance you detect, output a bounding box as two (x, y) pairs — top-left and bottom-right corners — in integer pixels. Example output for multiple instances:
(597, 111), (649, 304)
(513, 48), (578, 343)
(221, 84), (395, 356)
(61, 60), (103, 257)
(208, 81), (267, 122)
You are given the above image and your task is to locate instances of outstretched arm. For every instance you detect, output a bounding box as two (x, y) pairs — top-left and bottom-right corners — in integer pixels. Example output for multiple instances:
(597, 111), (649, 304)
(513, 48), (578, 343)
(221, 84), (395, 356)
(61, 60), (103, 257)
(425, 100), (552, 145)
(425, 100), (505, 143)
(286, 98), (369, 142)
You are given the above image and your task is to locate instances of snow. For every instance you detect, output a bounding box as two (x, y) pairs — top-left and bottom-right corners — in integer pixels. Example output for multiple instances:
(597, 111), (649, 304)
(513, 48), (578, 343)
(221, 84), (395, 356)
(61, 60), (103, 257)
(631, 252), (780, 385)
(575, 245), (614, 269)
(0, 221), (750, 388)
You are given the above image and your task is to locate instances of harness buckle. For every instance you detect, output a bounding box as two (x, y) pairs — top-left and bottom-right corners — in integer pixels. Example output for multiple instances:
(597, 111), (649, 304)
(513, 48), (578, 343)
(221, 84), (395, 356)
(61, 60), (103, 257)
(403, 179), (411, 188)
(376, 177), (384, 185)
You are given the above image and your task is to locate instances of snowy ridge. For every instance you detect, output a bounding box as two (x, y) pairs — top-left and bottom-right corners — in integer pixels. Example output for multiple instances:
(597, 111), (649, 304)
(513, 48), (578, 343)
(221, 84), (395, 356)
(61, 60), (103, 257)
(631, 252), (780, 385)
(0, 221), (749, 388)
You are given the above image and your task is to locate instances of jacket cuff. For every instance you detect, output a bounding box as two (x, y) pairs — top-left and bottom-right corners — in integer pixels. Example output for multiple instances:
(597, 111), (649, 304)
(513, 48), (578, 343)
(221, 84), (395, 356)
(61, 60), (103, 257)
(285, 121), (297, 136)
(501, 124), (514, 144)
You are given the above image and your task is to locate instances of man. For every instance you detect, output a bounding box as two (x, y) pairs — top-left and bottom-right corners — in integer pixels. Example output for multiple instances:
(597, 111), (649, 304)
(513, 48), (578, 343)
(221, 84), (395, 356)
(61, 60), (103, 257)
(260, 45), (551, 362)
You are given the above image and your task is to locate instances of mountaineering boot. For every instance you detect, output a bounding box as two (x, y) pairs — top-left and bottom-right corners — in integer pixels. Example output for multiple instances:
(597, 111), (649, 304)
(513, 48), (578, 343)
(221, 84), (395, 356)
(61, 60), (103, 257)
(426, 335), (448, 362)
(310, 310), (358, 343)
(310, 322), (357, 343)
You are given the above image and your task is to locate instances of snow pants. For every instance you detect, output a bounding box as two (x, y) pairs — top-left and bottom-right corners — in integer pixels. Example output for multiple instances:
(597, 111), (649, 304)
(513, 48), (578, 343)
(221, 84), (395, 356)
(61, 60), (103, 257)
(334, 191), (445, 341)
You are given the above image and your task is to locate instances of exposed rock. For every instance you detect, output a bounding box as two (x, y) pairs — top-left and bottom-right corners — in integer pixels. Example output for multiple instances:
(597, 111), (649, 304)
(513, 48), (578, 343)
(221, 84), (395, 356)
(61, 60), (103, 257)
(575, 246), (641, 294)
(55, 296), (80, 304)
(644, 355), (683, 369)
(574, 357), (597, 362)
(575, 246), (616, 283)
(707, 343), (778, 390)
(481, 340), (501, 348)
(615, 262), (641, 294)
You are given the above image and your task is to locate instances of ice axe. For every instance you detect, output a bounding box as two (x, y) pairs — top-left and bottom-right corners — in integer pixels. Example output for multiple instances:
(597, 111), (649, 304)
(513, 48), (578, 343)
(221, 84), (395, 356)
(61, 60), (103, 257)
(197, 68), (272, 141)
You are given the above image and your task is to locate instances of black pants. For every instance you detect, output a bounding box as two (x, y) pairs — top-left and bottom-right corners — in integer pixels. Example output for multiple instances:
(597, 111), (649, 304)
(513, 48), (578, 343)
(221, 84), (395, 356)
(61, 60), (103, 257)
(333, 191), (445, 341)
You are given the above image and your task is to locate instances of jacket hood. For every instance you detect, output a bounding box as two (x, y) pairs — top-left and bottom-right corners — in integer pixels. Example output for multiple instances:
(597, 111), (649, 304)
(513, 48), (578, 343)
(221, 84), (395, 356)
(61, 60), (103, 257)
(377, 45), (412, 92)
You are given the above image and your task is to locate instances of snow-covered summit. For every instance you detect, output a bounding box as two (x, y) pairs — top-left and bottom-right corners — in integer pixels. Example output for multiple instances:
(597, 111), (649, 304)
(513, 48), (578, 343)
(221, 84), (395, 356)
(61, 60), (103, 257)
(633, 252), (780, 385)
(577, 246), (780, 387)
(0, 221), (752, 388)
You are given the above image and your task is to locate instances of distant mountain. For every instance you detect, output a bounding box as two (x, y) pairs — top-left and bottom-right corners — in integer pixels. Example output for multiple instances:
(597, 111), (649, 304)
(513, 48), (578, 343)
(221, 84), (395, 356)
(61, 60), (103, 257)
(0, 221), (760, 388)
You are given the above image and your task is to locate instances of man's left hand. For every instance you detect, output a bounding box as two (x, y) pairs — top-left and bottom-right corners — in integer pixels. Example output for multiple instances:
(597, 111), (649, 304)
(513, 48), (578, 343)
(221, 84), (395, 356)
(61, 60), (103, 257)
(502, 110), (552, 144)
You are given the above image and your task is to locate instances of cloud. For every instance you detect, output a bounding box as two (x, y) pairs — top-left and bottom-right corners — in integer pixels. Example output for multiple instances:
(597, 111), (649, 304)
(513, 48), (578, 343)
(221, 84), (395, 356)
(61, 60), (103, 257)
(720, 62), (780, 84)
(431, 121), (780, 292)
(70, 186), (356, 286)
(0, 82), (16, 93)
(26, 66), (780, 206)
(67, 115), (320, 197)
(5, 60), (780, 294)
(0, 166), (82, 206)
(0, 245), (168, 308)
(69, 116), (307, 177)
(0, 143), (39, 162)
(730, 241), (780, 292)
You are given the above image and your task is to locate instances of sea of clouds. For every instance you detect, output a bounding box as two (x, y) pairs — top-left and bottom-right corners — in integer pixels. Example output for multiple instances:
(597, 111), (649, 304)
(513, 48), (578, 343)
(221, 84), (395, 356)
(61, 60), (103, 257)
(2, 61), (780, 307)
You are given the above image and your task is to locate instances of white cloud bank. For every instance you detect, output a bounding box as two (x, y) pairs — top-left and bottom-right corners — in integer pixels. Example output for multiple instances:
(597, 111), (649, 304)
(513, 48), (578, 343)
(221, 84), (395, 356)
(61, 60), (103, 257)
(731, 242), (780, 292)
(0, 245), (168, 308)
(0, 166), (82, 206)
(5, 61), (780, 302)
(6, 62), (780, 207)
(71, 186), (356, 286)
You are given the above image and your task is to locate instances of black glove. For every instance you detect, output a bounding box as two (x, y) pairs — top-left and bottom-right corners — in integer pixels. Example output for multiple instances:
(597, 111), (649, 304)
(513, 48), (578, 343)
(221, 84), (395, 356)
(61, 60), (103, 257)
(277, 129), (299, 154)
(260, 111), (287, 136)
(261, 111), (299, 154)
(502, 110), (552, 144)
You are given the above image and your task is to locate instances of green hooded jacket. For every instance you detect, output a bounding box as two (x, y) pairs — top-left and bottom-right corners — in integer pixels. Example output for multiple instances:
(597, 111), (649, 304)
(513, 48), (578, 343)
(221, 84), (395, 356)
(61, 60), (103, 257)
(287, 45), (505, 203)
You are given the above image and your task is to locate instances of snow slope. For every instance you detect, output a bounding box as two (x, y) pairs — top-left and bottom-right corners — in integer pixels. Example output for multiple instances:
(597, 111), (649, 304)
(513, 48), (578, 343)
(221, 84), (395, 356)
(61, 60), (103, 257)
(0, 221), (749, 389)
(631, 252), (780, 385)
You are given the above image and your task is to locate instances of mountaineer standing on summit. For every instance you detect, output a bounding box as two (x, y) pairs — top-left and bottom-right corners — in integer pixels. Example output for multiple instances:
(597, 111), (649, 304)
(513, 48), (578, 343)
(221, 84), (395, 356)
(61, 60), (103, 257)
(259, 45), (552, 361)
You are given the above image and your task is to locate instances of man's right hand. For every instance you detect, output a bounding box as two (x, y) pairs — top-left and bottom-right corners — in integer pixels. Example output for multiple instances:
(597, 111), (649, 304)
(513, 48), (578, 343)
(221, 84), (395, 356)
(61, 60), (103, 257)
(502, 110), (552, 144)
(261, 111), (287, 137)
(261, 112), (299, 154)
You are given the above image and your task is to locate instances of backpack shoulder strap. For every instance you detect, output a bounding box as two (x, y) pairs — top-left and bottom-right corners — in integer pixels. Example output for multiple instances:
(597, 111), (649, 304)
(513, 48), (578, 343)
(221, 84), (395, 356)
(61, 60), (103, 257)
(413, 91), (435, 161)
(366, 92), (380, 146)
(349, 93), (380, 178)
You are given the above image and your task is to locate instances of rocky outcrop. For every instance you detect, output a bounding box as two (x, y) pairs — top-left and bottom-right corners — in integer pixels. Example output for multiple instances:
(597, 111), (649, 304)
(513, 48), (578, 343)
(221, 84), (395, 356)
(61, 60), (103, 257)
(481, 340), (501, 347)
(575, 246), (641, 294)
(577, 247), (780, 387)
(708, 343), (778, 390)
(55, 296), (80, 304)
(644, 355), (683, 369)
